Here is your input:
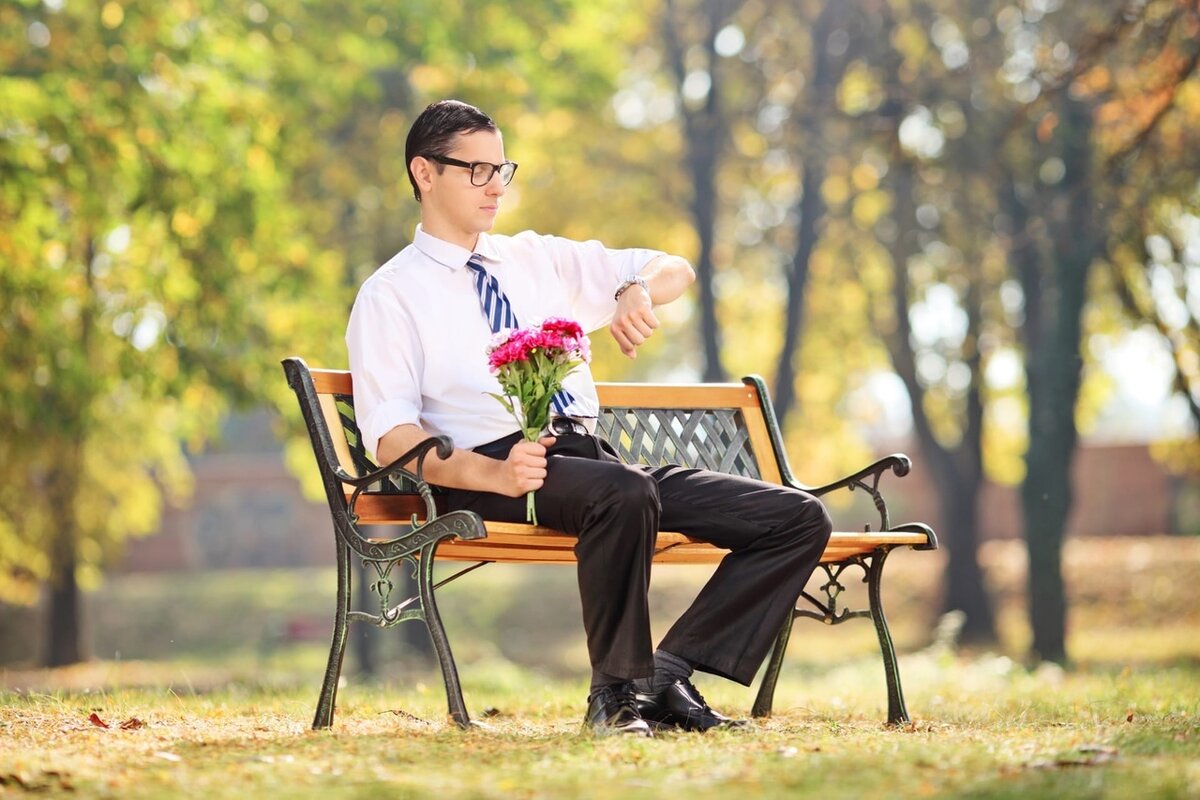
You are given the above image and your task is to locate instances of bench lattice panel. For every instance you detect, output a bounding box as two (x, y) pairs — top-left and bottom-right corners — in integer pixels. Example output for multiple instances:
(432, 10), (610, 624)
(334, 393), (414, 493)
(338, 395), (762, 482)
(596, 407), (761, 479)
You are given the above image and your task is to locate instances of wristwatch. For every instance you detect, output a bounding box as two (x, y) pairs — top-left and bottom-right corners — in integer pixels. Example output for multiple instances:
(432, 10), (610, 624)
(614, 275), (648, 301)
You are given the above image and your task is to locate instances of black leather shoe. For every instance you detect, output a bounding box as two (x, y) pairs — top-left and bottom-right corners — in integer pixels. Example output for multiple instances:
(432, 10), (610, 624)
(635, 679), (748, 732)
(584, 682), (653, 738)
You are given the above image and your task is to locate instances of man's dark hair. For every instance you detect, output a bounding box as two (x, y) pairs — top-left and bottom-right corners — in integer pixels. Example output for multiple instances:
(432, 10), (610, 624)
(405, 100), (498, 201)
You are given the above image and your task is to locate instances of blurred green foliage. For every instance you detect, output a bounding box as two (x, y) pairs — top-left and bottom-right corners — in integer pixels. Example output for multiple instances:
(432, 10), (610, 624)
(0, 0), (663, 617)
(1, 0), (1198, 667)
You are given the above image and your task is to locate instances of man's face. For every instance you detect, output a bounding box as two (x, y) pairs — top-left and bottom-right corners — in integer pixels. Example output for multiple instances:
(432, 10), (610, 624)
(418, 129), (508, 243)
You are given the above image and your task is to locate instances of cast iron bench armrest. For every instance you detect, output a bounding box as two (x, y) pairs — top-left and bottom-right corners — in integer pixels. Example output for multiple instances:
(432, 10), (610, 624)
(339, 435), (454, 526)
(789, 454), (913, 532)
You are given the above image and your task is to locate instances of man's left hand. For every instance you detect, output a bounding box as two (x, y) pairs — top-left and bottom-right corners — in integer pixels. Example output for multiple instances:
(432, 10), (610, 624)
(610, 286), (658, 359)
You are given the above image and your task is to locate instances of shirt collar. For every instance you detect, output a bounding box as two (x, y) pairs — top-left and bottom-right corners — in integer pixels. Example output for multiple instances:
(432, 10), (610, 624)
(413, 225), (503, 270)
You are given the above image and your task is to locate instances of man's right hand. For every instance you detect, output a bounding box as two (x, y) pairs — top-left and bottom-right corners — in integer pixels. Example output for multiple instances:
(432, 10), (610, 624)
(497, 436), (556, 497)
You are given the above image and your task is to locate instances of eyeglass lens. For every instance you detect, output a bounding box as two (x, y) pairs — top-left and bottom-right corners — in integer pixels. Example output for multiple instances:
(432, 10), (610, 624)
(471, 162), (517, 186)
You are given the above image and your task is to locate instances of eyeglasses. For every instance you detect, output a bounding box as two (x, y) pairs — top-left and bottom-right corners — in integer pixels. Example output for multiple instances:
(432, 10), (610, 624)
(425, 154), (518, 186)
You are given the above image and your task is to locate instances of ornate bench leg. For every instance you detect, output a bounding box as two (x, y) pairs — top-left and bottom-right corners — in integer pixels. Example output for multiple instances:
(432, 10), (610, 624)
(751, 613), (795, 718)
(314, 542), (352, 730)
(417, 541), (471, 729)
(867, 548), (910, 725)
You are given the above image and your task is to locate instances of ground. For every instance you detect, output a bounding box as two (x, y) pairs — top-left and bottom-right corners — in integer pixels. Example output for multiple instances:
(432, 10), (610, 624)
(1, 537), (1198, 798)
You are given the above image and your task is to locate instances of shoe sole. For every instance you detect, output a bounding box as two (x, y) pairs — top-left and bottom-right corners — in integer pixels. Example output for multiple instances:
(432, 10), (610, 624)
(640, 711), (748, 733)
(581, 721), (654, 738)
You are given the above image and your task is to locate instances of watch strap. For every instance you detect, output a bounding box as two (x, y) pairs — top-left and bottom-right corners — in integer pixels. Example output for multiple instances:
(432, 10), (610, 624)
(614, 275), (648, 301)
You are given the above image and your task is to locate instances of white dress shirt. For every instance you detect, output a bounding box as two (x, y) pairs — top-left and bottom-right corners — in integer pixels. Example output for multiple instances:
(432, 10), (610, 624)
(346, 225), (663, 458)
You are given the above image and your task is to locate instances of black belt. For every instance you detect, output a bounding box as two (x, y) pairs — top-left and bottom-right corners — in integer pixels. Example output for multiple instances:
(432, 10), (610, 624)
(548, 416), (589, 436)
(473, 419), (592, 459)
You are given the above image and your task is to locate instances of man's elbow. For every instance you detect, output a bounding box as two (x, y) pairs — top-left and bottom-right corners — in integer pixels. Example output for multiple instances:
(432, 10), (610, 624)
(671, 255), (696, 286)
(375, 423), (423, 467)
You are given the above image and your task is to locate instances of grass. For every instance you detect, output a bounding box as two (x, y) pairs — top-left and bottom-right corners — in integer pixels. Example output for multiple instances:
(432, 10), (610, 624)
(2, 658), (1198, 798)
(2, 536), (1200, 797)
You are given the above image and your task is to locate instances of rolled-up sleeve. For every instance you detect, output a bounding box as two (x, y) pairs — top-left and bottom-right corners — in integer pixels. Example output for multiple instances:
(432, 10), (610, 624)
(539, 234), (663, 333)
(346, 281), (423, 461)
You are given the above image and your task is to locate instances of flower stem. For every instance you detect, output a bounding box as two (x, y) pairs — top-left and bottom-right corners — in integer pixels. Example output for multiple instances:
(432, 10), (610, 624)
(526, 490), (538, 525)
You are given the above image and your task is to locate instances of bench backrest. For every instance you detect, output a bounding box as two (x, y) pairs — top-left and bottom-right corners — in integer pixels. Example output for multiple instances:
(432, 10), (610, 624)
(283, 358), (790, 505)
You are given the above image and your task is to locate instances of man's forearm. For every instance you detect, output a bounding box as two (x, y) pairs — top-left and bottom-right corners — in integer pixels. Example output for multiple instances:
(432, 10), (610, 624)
(376, 423), (503, 491)
(639, 254), (695, 306)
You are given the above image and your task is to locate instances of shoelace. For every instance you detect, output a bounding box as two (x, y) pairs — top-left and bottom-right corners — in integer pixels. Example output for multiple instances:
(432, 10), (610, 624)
(682, 679), (713, 711)
(614, 683), (639, 712)
(591, 683), (638, 711)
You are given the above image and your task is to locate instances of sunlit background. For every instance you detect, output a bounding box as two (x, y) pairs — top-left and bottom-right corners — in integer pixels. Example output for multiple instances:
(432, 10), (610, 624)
(2, 0), (1198, 679)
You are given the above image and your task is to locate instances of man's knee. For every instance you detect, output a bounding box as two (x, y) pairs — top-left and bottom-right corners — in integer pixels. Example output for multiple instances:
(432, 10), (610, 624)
(784, 491), (833, 546)
(575, 468), (659, 554)
(605, 467), (660, 515)
(814, 498), (833, 543)
(572, 465), (660, 531)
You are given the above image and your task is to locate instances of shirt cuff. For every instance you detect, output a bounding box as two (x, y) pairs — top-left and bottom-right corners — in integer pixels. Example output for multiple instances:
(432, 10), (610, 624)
(361, 397), (421, 463)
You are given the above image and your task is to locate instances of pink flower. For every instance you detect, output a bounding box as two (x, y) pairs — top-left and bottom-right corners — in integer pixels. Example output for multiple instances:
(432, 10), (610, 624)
(483, 317), (592, 525)
(541, 317), (584, 338)
(485, 318), (590, 373)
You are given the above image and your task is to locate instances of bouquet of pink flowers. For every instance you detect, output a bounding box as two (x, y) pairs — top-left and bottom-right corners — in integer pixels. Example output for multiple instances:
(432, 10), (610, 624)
(486, 317), (591, 524)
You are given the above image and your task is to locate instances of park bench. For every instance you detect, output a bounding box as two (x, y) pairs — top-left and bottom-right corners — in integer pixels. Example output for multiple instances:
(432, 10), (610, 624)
(282, 356), (938, 731)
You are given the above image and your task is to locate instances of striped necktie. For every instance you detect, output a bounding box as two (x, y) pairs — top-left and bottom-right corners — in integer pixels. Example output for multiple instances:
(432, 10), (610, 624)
(466, 254), (575, 416)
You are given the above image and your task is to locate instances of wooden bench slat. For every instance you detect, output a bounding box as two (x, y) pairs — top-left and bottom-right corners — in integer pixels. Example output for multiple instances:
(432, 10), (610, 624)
(320, 394), (359, 482)
(368, 526), (930, 557)
(436, 544), (721, 565)
(313, 373), (764, 409)
(741, 405), (783, 484)
(311, 369), (353, 395)
(597, 382), (759, 409)
(432, 542), (914, 565)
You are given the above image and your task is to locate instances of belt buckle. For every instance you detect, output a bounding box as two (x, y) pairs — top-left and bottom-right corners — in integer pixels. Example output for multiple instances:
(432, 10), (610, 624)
(549, 416), (586, 436)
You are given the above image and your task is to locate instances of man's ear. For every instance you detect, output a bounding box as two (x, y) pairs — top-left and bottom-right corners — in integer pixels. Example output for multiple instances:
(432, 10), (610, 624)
(411, 156), (434, 196)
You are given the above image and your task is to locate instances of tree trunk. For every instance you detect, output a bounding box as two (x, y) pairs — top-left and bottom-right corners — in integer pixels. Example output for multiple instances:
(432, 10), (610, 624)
(935, 457), (995, 642)
(880, 144), (997, 643)
(1016, 95), (1098, 664)
(1020, 280), (1077, 664)
(863, 0), (995, 644)
(46, 553), (82, 666)
(44, 231), (97, 668)
(692, 177), (724, 382)
(771, 157), (824, 421)
(771, 0), (851, 421)
(663, 0), (730, 382)
(45, 470), (83, 666)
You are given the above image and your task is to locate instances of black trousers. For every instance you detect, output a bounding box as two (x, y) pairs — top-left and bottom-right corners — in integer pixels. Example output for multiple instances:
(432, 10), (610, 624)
(442, 432), (833, 686)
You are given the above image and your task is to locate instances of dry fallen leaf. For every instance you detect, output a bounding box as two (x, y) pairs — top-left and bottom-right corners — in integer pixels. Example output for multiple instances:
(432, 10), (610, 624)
(0, 771), (72, 792)
(88, 713), (145, 730)
(1029, 745), (1119, 770)
(382, 709), (429, 724)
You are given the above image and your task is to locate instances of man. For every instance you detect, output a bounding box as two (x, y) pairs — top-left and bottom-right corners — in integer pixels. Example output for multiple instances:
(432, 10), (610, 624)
(347, 99), (832, 737)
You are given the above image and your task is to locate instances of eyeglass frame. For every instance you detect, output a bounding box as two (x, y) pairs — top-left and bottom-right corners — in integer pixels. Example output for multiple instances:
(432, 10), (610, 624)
(424, 154), (518, 186)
